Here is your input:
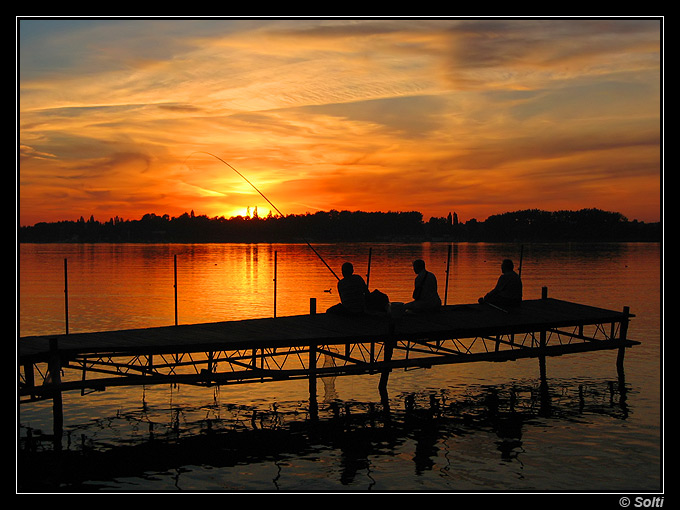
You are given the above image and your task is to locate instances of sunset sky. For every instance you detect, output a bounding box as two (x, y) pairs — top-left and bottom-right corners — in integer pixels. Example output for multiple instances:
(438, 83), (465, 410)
(18, 17), (662, 226)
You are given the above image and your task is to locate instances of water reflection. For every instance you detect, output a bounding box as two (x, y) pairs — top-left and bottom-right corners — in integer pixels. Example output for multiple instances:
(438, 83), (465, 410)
(18, 377), (632, 492)
(18, 242), (660, 491)
(19, 242), (660, 335)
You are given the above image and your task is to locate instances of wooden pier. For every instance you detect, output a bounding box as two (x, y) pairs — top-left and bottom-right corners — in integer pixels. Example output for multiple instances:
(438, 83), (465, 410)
(18, 287), (638, 434)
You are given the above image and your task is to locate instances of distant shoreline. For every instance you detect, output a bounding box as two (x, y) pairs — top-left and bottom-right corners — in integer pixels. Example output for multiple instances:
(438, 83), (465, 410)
(18, 208), (661, 244)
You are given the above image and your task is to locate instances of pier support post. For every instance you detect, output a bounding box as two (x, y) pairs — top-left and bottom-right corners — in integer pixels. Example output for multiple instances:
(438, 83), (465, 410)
(64, 258), (69, 335)
(444, 244), (452, 305)
(539, 287), (548, 384)
(539, 330), (547, 384)
(378, 320), (396, 395)
(309, 298), (318, 419)
(48, 338), (64, 441)
(616, 306), (630, 376)
(309, 342), (318, 420)
(174, 254), (178, 325)
(366, 247), (372, 288)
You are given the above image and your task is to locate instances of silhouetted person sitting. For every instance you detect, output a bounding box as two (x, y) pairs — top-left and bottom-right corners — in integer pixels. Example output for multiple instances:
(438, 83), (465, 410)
(326, 262), (369, 315)
(479, 258), (522, 308)
(404, 259), (442, 313)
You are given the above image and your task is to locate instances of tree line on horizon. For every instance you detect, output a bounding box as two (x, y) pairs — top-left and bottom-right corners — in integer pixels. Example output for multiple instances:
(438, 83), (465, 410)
(18, 208), (660, 243)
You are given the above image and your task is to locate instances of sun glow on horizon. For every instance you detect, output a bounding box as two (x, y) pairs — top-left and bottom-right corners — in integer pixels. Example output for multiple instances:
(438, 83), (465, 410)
(223, 206), (273, 220)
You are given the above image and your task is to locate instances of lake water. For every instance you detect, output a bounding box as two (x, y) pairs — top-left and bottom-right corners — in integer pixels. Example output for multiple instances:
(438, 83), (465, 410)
(18, 242), (662, 493)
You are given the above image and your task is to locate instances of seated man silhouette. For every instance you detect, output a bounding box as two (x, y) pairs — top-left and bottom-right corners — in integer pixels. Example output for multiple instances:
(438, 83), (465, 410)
(404, 259), (442, 313)
(478, 258), (523, 308)
(326, 262), (369, 315)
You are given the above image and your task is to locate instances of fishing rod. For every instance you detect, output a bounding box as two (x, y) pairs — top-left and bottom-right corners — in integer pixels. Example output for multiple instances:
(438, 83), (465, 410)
(186, 151), (340, 281)
(486, 301), (508, 314)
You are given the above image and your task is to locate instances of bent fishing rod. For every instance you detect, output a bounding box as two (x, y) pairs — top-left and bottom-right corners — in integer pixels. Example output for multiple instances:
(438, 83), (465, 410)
(187, 151), (340, 281)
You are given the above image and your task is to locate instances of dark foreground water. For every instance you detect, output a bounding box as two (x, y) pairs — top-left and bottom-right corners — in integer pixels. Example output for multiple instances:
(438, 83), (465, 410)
(18, 242), (663, 493)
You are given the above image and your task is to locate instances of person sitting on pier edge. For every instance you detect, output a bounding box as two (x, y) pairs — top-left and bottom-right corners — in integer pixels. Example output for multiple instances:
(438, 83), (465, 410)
(404, 259), (442, 313)
(478, 258), (523, 308)
(326, 262), (369, 315)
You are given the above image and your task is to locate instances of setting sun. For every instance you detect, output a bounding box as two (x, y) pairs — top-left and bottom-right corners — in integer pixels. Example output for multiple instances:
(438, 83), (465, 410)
(224, 206), (272, 219)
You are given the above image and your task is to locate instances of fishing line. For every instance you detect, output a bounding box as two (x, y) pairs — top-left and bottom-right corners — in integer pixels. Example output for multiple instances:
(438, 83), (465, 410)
(185, 151), (340, 281)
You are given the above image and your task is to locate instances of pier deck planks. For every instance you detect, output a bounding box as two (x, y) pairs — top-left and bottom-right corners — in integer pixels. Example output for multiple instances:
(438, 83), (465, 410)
(18, 298), (634, 364)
